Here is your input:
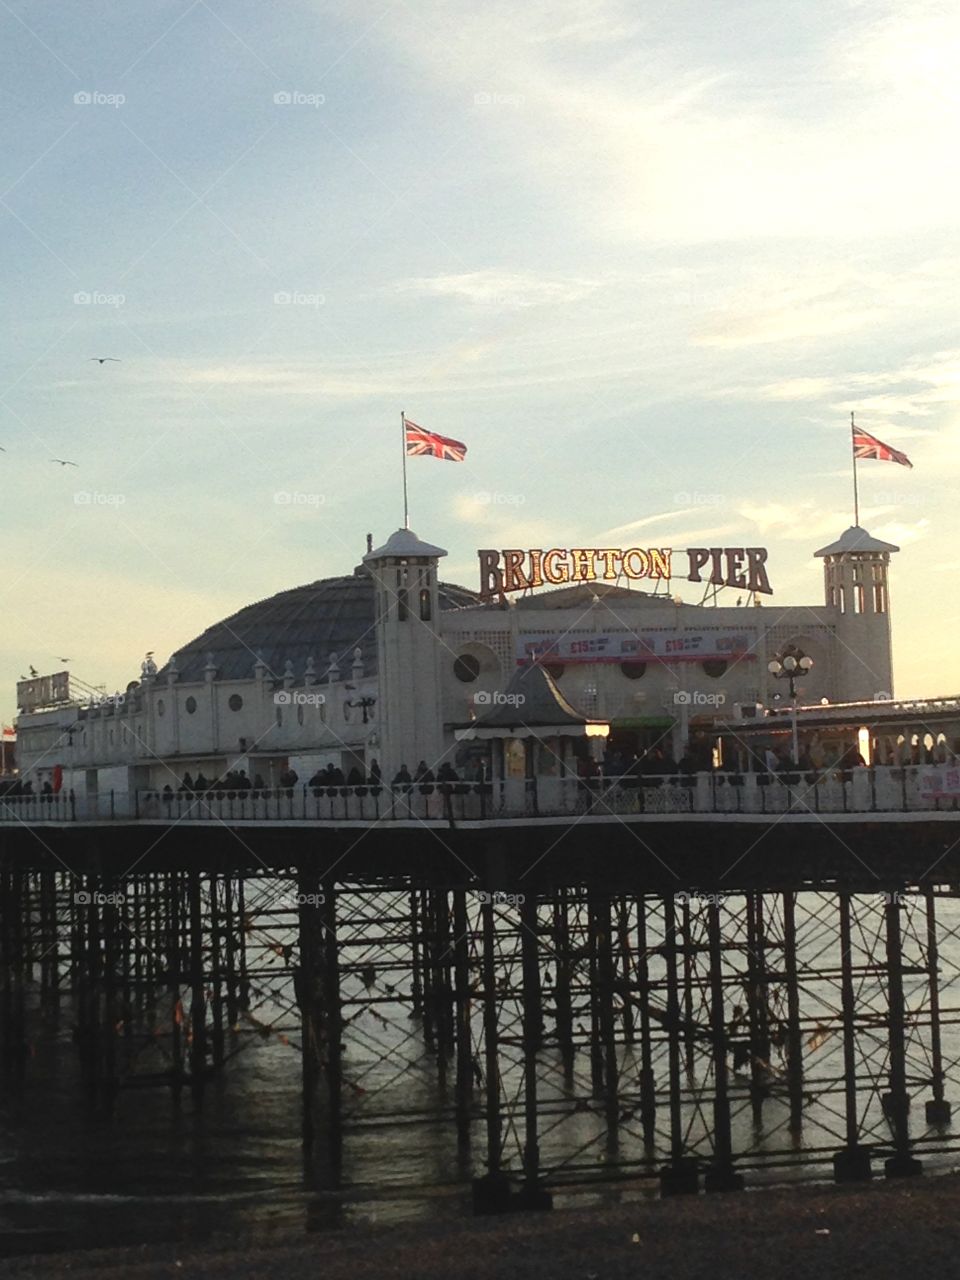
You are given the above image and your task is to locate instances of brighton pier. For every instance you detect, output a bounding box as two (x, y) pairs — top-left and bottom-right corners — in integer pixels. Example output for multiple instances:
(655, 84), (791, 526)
(3, 521), (960, 1212)
(477, 544), (773, 598)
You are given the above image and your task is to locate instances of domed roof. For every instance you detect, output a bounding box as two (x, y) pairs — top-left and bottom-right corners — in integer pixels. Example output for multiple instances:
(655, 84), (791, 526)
(158, 571), (479, 684)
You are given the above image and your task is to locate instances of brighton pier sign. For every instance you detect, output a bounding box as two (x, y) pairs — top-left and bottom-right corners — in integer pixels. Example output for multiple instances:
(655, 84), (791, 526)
(478, 546), (772, 600)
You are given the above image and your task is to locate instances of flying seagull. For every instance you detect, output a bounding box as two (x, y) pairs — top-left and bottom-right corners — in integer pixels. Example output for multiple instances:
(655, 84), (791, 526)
(51, 458), (78, 467)
(56, 657), (72, 663)
(89, 357), (120, 364)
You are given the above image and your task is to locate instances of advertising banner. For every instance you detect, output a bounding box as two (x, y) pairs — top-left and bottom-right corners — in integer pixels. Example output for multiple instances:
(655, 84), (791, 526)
(919, 767), (960, 798)
(517, 631), (756, 665)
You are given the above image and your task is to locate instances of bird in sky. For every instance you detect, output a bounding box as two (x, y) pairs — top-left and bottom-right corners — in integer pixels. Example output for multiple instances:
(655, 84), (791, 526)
(56, 657), (71, 663)
(29, 666), (38, 677)
(89, 357), (120, 364)
(51, 458), (78, 467)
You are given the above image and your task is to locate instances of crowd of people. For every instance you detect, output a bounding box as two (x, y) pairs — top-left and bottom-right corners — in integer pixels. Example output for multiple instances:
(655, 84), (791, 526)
(589, 738), (879, 785)
(156, 756), (490, 801)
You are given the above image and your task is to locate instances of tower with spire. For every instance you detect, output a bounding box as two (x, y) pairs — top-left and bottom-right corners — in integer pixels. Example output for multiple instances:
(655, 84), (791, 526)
(815, 525), (899, 700)
(363, 528), (448, 778)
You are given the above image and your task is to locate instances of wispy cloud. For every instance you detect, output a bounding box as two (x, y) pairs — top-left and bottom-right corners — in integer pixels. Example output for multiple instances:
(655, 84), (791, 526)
(393, 269), (599, 308)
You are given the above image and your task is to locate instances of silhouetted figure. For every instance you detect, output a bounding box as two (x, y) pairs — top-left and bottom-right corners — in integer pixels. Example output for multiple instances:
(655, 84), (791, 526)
(194, 772), (209, 791)
(393, 764), (412, 789)
(369, 758), (382, 783)
(678, 749), (697, 775)
(180, 772), (194, 792)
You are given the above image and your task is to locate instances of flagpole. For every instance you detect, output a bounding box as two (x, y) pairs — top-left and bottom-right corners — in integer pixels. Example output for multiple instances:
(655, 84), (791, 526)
(400, 410), (409, 529)
(850, 410), (860, 527)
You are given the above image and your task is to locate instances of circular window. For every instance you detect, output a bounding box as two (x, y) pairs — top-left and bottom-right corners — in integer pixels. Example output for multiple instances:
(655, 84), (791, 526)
(228, 693), (243, 712)
(544, 663), (565, 680)
(702, 659), (728, 679)
(454, 654), (481, 683)
(156, 699), (165, 716)
(620, 662), (647, 680)
(185, 696), (198, 714)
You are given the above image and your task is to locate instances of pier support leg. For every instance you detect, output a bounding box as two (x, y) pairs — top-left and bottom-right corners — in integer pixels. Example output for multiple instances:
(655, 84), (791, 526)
(519, 892), (551, 1210)
(782, 891), (805, 1134)
(635, 895), (657, 1147)
(297, 872), (342, 1175)
(745, 893), (771, 1127)
(659, 892), (699, 1197)
(884, 892), (922, 1178)
(473, 892), (509, 1213)
(187, 870), (207, 1104)
(833, 891), (872, 1183)
(452, 887), (474, 1149)
(552, 891), (574, 1077)
(923, 888), (951, 1126)
(704, 898), (743, 1192)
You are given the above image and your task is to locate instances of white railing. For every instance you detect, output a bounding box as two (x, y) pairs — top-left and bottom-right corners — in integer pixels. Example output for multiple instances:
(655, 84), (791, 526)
(0, 765), (958, 824)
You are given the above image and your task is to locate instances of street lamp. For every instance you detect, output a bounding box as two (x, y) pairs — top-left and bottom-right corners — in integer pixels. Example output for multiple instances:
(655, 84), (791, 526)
(767, 646), (814, 765)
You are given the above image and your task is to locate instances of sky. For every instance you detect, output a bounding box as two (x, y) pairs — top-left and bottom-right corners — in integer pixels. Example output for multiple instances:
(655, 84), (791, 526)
(1, 0), (958, 722)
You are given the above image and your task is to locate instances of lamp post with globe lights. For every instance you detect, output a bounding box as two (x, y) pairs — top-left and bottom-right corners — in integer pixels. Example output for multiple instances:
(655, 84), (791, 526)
(767, 647), (814, 765)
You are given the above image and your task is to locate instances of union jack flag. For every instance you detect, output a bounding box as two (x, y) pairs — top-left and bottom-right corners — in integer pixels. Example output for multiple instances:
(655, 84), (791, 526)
(853, 426), (912, 468)
(404, 418), (467, 462)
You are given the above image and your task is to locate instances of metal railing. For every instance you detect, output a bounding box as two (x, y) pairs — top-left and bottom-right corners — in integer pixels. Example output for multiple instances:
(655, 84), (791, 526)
(1, 764), (959, 824)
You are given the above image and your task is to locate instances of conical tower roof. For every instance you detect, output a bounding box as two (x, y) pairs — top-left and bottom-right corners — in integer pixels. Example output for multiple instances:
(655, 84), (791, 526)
(814, 525), (900, 557)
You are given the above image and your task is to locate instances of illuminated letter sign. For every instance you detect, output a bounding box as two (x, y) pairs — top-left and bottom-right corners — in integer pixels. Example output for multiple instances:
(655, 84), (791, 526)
(478, 545), (772, 599)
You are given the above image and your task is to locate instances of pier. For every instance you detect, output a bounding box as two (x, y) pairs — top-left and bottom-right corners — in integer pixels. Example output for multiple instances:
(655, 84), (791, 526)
(2, 767), (959, 1209)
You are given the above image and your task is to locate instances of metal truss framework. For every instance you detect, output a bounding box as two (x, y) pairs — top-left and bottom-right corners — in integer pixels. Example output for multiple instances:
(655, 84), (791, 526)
(2, 864), (959, 1202)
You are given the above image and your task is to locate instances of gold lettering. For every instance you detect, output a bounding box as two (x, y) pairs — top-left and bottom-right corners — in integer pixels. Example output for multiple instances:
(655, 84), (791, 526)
(622, 548), (649, 579)
(648, 547), (672, 579)
(527, 548), (544, 589)
(569, 549), (597, 581)
(597, 548), (620, 580)
(502, 549), (530, 593)
(542, 548), (568, 584)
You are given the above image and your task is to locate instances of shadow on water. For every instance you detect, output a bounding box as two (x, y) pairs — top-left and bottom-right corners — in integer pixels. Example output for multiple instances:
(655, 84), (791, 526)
(0, 1009), (475, 1259)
